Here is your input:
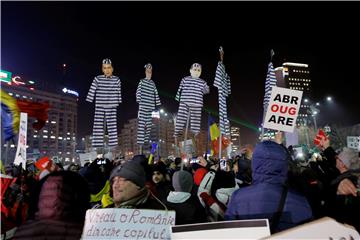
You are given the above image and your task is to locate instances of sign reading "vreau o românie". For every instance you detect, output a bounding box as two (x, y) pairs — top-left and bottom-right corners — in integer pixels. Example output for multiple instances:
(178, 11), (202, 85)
(81, 208), (175, 240)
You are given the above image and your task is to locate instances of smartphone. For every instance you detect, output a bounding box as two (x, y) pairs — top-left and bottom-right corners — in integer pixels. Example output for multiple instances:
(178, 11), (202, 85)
(220, 159), (227, 171)
(190, 157), (200, 164)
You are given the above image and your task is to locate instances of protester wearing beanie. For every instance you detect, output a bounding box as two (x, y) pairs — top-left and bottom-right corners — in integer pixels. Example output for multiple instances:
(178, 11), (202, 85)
(149, 162), (172, 203)
(225, 141), (313, 233)
(107, 159), (167, 210)
(194, 167), (208, 186)
(166, 171), (206, 225)
(337, 147), (360, 171)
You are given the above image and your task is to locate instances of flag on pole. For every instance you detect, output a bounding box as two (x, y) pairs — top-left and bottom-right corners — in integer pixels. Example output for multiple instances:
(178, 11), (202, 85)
(208, 115), (230, 156)
(148, 143), (158, 165)
(1, 89), (49, 141)
(263, 51), (277, 112)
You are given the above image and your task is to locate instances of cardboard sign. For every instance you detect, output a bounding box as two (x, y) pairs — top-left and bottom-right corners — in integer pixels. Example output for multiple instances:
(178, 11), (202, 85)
(81, 208), (176, 240)
(285, 130), (299, 147)
(264, 217), (360, 239)
(171, 219), (270, 239)
(347, 136), (360, 151)
(14, 112), (28, 169)
(264, 87), (303, 133)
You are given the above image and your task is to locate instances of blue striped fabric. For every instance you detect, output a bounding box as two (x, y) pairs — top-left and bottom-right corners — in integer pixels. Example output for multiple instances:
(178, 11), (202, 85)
(263, 62), (277, 111)
(214, 61), (231, 136)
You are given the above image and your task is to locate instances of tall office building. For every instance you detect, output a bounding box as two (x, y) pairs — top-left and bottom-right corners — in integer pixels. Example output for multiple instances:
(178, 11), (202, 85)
(119, 111), (176, 160)
(1, 77), (78, 163)
(274, 62), (312, 125)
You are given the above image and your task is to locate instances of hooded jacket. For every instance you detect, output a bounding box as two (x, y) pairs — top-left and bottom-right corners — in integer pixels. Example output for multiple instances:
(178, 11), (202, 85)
(225, 141), (313, 232)
(14, 171), (90, 240)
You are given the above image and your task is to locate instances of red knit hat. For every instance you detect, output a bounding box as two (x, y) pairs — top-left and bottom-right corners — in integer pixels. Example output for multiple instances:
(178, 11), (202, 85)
(194, 168), (208, 186)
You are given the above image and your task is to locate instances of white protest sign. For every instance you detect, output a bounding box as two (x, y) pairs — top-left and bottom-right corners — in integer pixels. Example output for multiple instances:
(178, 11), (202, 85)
(264, 87), (303, 133)
(79, 151), (97, 166)
(264, 217), (360, 240)
(14, 112), (28, 169)
(180, 139), (194, 154)
(347, 136), (360, 151)
(285, 130), (299, 147)
(171, 219), (270, 239)
(81, 208), (175, 240)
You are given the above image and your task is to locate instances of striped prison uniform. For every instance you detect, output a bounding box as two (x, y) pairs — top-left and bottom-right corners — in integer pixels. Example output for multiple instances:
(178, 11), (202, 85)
(174, 76), (210, 137)
(86, 75), (122, 148)
(136, 78), (161, 145)
(214, 61), (231, 136)
(263, 62), (277, 112)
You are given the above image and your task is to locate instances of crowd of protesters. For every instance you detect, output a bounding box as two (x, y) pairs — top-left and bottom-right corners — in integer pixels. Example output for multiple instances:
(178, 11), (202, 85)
(1, 132), (359, 239)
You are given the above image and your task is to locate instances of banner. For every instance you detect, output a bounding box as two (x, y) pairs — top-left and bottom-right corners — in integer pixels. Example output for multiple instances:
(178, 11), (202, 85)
(14, 112), (27, 169)
(264, 87), (303, 133)
(81, 208), (175, 240)
(347, 136), (360, 151)
(171, 219), (270, 239)
(264, 217), (360, 239)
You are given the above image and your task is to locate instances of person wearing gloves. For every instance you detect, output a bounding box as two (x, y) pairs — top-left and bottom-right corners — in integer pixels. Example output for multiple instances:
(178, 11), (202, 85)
(107, 158), (167, 210)
(166, 170), (206, 225)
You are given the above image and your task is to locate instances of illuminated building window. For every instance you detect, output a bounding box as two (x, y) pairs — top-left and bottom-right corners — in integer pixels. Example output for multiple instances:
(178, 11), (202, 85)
(43, 135), (48, 138)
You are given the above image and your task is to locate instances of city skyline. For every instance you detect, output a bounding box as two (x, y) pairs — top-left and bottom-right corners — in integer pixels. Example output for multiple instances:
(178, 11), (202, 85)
(2, 2), (360, 145)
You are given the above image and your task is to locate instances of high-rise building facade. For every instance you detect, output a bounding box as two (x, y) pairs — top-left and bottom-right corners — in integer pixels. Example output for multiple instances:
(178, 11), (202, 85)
(275, 62), (312, 125)
(1, 83), (78, 163)
(119, 112), (176, 160)
(118, 111), (212, 160)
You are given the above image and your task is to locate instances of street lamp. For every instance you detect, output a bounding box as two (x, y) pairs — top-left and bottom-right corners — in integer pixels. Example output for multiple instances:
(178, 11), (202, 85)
(326, 96), (332, 102)
(160, 109), (164, 114)
(309, 105), (319, 132)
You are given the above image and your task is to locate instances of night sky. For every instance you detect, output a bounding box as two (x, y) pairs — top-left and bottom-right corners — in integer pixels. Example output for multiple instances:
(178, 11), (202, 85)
(2, 2), (360, 145)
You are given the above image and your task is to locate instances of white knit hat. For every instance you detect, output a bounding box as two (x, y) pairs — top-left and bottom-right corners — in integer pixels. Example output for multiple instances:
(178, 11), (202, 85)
(338, 147), (359, 169)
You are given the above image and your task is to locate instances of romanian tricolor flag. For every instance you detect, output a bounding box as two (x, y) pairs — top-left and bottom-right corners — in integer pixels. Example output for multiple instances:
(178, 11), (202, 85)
(208, 115), (231, 156)
(1, 90), (20, 141)
(1, 89), (50, 141)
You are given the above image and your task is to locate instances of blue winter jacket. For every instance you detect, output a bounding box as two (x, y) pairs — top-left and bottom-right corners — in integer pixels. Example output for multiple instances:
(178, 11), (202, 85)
(225, 141), (313, 232)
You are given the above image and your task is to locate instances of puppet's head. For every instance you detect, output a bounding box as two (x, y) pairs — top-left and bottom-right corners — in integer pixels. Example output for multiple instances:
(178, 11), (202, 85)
(102, 58), (113, 77)
(219, 46), (224, 62)
(144, 63), (152, 79)
(190, 63), (202, 79)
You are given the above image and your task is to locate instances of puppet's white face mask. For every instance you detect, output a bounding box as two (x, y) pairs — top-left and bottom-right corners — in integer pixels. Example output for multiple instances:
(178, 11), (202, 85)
(145, 68), (152, 79)
(190, 64), (202, 78)
(144, 63), (152, 79)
